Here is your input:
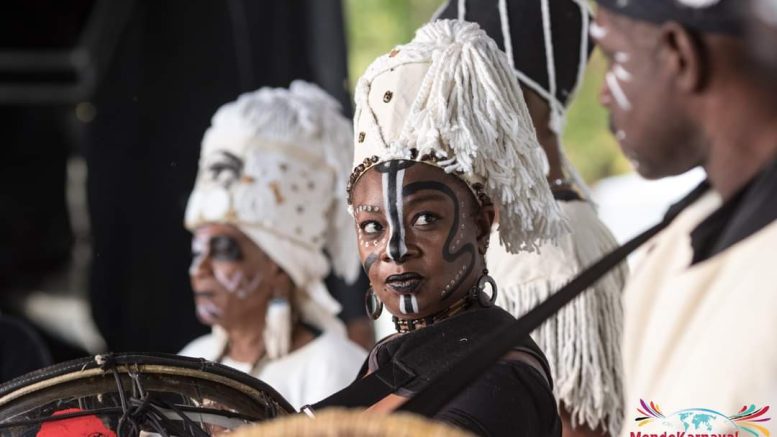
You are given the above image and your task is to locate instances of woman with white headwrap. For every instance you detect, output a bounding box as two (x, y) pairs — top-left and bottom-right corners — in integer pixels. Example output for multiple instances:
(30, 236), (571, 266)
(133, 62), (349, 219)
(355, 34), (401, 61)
(310, 19), (564, 436)
(180, 81), (366, 410)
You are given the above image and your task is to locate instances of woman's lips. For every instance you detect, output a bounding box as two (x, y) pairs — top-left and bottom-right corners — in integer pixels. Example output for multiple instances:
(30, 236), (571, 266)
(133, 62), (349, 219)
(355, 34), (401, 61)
(385, 272), (424, 294)
(196, 301), (223, 324)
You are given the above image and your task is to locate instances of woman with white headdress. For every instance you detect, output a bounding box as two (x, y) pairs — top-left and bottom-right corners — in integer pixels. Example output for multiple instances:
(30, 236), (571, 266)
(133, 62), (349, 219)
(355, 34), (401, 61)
(434, 1), (628, 435)
(180, 81), (367, 410)
(313, 19), (564, 436)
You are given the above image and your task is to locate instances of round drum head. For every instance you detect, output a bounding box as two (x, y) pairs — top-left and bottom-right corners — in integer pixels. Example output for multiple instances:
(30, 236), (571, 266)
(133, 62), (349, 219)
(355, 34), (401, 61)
(0, 353), (294, 436)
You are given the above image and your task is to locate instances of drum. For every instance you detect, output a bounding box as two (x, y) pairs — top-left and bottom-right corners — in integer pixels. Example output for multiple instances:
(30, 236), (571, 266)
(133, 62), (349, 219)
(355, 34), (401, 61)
(0, 352), (294, 436)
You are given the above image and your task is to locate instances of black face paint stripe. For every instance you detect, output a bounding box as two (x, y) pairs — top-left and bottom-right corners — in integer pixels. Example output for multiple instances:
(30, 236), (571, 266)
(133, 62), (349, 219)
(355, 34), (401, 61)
(403, 294), (414, 314)
(386, 164), (404, 260)
(403, 181), (476, 301)
(363, 253), (379, 273)
(376, 161), (416, 261)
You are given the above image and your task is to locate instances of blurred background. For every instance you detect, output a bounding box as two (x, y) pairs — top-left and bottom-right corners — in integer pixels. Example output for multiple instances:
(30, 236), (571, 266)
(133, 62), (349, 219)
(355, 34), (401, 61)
(0, 0), (701, 377)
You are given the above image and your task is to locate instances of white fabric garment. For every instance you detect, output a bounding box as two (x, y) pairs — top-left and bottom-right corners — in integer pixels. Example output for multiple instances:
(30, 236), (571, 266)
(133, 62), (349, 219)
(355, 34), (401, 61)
(180, 327), (366, 410)
(487, 199), (627, 434)
(620, 191), (777, 435)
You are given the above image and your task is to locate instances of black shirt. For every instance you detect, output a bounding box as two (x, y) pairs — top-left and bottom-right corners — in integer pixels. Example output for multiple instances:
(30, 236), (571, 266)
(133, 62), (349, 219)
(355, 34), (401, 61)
(361, 307), (561, 437)
(690, 157), (777, 264)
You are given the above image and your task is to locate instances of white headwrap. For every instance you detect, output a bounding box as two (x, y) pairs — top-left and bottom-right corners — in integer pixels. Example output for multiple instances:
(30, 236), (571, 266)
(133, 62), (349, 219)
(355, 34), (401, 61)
(185, 81), (359, 330)
(350, 19), (566, 253)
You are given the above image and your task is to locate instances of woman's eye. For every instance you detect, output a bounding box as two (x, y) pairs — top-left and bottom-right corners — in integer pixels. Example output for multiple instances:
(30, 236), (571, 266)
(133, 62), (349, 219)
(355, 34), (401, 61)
(360, 221), (383, 235)
(414, 213), (439, 226)
(210, 235), (243, 261)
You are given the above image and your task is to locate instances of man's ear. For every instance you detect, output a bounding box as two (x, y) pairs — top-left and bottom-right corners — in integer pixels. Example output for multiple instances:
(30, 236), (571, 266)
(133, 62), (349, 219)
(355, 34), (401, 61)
(658, 22), (706, 92)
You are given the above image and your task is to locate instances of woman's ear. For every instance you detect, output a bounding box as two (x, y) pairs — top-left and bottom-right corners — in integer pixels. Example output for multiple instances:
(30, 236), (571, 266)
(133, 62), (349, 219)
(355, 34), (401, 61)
(475, 203), (495, 245)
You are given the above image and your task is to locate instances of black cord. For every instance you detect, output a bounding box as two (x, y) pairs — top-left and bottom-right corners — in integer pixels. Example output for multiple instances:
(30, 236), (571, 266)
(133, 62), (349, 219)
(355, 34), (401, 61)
(153, 399), (211, 437)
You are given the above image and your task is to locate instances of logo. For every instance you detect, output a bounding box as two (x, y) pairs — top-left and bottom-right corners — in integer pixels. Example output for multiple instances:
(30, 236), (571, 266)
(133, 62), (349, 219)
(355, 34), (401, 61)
(631, 399), (771, 437)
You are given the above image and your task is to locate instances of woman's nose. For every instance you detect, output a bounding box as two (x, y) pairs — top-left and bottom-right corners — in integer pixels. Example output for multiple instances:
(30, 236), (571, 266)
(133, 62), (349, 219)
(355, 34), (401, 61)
(189, 253), (213, 277)
(379, 235), (420, 264)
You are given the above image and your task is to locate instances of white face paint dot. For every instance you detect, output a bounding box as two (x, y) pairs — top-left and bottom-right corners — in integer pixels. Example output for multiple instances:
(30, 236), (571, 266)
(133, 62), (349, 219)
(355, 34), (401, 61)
(590, 22), (609, 40)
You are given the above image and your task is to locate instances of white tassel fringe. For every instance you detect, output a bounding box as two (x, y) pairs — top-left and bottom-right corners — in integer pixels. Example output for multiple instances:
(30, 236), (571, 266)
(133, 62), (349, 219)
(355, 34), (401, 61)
(263, 297), (292, 360)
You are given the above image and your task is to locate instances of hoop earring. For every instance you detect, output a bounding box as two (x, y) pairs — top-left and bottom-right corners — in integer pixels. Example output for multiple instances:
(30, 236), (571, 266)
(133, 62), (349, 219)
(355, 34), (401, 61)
(365, 288), (383, 320)
(470, 270), (498, 307)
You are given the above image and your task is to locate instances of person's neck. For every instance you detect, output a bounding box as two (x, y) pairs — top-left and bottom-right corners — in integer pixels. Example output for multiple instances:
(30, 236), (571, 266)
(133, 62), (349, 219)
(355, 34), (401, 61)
(703, 90), (777, 200)
(536, 127), (566, 182)
(393, 293), (475, 333)
(223, 318), (266, 364)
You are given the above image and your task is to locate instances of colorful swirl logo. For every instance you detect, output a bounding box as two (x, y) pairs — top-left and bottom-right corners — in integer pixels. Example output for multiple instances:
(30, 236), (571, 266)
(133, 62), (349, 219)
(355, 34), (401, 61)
(634, 399), (770, 437)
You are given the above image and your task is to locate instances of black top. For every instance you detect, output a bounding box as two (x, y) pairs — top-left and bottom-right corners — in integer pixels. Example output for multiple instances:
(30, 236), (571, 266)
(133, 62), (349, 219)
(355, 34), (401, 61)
(360, 307), (561, 437)
(690, 157), (777, 264)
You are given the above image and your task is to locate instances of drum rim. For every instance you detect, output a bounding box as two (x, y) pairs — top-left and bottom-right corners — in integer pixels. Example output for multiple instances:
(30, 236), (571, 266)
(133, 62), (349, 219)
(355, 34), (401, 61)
(0, 352), (295, 414)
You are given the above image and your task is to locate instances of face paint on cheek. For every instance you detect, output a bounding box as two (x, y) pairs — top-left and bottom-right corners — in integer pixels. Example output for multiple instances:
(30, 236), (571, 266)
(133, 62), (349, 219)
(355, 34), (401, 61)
(402, 181), (477, 302)
(398, 294), (419, 315)
(235, 273), (263, 299)
(213, 269), (263, 299)
(363, 253), (378, 274)
(606, 51), (634, 112)
(606, 70), (633, 111)
(590, 22), (608, 40)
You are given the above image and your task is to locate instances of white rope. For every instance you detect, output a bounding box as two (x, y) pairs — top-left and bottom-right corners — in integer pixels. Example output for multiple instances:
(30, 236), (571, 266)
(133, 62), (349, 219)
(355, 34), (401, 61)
(430, 0), (452, 21)
(498, 0), (515, 70)
(540, 0), (564, 134)
(457, 0), (466, 20)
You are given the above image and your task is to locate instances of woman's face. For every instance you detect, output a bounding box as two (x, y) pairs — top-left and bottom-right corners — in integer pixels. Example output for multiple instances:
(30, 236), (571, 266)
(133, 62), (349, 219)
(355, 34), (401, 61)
(351, 161), (493, 319)
(189, 223), (280, 329)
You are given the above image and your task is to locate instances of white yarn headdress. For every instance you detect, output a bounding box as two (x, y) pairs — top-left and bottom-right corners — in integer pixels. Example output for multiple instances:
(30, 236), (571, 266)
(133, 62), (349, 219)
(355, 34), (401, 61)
(185, 80), (359, 331)
(351, 19), (566, 253)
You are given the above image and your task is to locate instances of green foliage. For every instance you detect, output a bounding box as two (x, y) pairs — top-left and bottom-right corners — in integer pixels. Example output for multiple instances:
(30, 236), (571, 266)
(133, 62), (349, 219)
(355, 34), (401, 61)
(343, 0), (630, 183)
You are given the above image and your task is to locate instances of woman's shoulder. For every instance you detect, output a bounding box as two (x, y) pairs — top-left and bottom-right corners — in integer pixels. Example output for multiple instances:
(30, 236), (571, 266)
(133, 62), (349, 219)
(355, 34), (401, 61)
(178, 332), (223, 361)
(436, 360), (561, 436)
(304, 329), (368, 362)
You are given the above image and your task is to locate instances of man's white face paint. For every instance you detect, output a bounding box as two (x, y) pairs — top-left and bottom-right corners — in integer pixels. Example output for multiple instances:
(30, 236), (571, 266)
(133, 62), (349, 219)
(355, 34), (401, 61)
(399, 294), (420, 315)
(590, 22), (609, 40)
(605, 51), (634, 112)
